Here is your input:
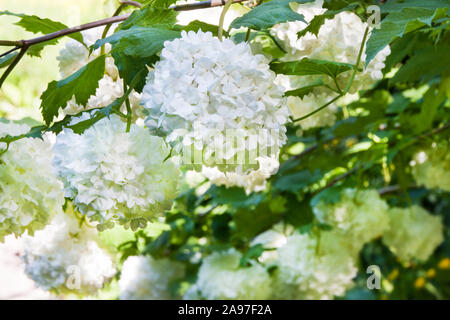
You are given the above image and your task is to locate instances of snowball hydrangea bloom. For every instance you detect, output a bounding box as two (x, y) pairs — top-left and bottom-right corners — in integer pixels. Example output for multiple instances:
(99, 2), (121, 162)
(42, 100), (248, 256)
(275, 231), (357, 300)
(411, 140), (450, 192)
(142, 30), (289, 193)
(272, 0), (390, 93)
(56, 27), (142, 118)
(53, 114), (180, 230)
(183, 248), (272, 300)
(313, 188), (390, 253)
(118, 255), (185, 300)
(0, 122), (64, 241)
(271, 0), (391, 129)
(22, 210), (116, 295)
(383, 205), (444, 262)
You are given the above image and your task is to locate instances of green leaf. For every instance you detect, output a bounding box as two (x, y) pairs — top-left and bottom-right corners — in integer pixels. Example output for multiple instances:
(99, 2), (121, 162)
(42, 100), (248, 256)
(93, 26), (181, 91)
(391, 44), (450, 84)
(273, 169), (321, 193)
(0, 11), (84, 56)
(208, 186), (265, 209)
(229, 0), (308, 30)
(212, 213), (232, 242)
(27, 39), (59, 58)
(0, 125), (46, 146)
(47, 69), (147, 135)
(284, 195), (314, 228)
(0, 51), (18, 69)
(270, 58), (353, 78)
(40, 55), (106, 125)
(386, 93), (411, 114)
(297, 3), (359, 38)
(380, 0), (450, 13)
(284, 80), (324, 98)
(240, 244), (265, 267)
(310, 185), (343, 207)
(143, 0), (178, 8)
(365, 5), (446, 64)
(410, 84), (446, 134)
(383, 32), (420, 73)
(145, 231), (171, 257)
(118, 6), (177, 30)
(175, 20), (221, 37)
(233, 202), (283, 240)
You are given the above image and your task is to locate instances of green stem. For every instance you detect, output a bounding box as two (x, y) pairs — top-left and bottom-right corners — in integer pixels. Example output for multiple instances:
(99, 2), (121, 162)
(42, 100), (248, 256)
(123, 82), (132, 132)
(0, 40), (23, 47)
(292, 94), (342, 123)
(245, 28), (251, 42)
(125, 98), (132, 133)
(292, 27), (369, 124)
(344, 26), (369, 94)
(0, 46), (27, 89)
(101, 3), (127, 55)
(218, 0), (234, 41)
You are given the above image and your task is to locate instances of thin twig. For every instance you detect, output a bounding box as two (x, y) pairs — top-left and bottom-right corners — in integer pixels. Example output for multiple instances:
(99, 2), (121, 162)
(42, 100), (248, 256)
(318, 167), (359, 192)
(378, 185), (419, 196)
(120, 0), (142, 8)
(0, 40), (23, 46)
(170, 0), (245, 11)
(16, 15), (131, 48)
(0, 46), (19, 59)
(0, 47), (27, 88)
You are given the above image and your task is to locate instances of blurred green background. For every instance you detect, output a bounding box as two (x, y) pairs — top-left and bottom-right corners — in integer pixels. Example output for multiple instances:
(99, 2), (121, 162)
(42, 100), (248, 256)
(0, 0), (111, 121)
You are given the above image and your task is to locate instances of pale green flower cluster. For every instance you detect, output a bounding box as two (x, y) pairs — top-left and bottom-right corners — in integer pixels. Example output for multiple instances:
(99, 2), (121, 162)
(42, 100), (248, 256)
(118, 255), (185, 300)
(0, 122), (65, 241)
(313, 188), (390, 253)
(53, 114), (180, 230)
(383, 205), (444, 262)
(275, 232), (357, 300)
(183, 248), (272, 300)
(22, 210), (116, 295)
(411, 140), (450, 192)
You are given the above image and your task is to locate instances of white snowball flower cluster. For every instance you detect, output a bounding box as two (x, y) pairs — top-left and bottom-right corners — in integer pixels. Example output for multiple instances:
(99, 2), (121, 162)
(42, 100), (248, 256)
(53, 114), (180, 230)
(275, 231), (357, 300)
(56, 27), (142, 118)
(313, 188), (390, 253)
(383, 205), (444, 262)
(271, 0), (391, 129)
(183, 248), (272, 300)
(200, 155), (280, 193)
(0, 122), (65, 241)
(22, 210), (116, 295)
(142, 30), (289, 193)
(118, 255), (185, 300)
(411, 140), (450, 192)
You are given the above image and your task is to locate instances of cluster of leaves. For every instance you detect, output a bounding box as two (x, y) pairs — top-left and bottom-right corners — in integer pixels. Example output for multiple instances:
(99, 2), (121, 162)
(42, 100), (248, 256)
(1, 0), (450, 299)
